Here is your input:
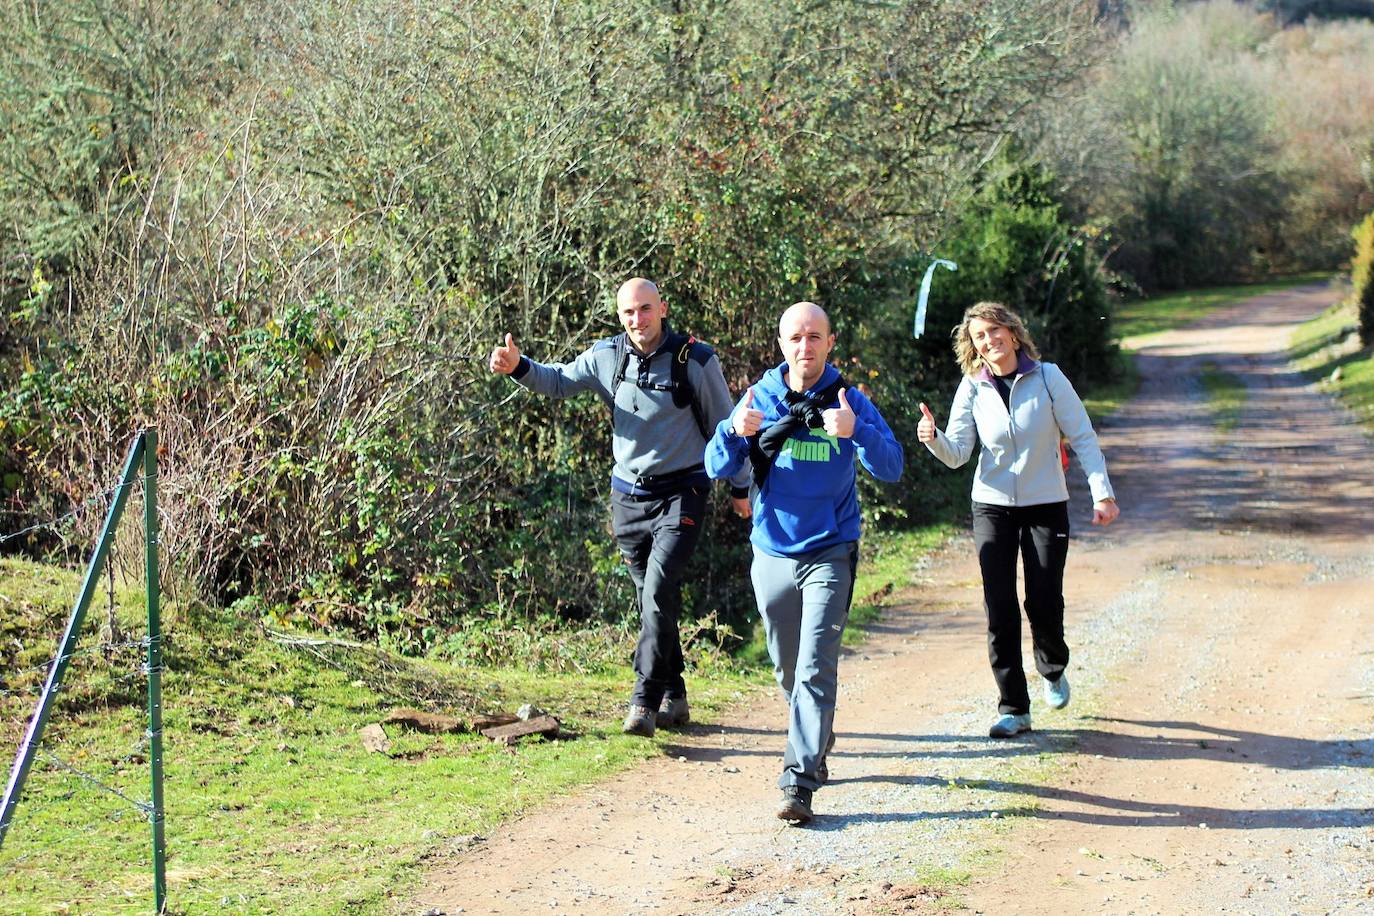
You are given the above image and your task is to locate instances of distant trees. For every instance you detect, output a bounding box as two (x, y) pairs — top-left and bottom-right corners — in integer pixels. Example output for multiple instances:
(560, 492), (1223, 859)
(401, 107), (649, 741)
(1037, 1), (1374, 289)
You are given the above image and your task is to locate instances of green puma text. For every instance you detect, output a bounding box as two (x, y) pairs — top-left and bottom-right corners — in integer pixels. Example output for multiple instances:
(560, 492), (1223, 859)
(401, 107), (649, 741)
(781, 432), (840, 463)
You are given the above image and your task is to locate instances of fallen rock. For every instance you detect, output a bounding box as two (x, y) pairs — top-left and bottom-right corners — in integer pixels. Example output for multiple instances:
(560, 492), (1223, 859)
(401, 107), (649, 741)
(481, 715), (561, 745)
(359, 723), (390, 754)
(384, 708), (465, 733)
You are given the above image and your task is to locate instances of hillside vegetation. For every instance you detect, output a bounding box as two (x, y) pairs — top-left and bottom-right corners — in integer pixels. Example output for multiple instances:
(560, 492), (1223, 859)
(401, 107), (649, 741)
(0, 0), (1369, 655)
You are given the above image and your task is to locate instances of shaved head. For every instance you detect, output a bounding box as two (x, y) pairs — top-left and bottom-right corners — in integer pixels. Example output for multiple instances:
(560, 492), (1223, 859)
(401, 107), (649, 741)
(615, 277), (668, 353)
(777, 301), (835, 391)
(617, 277), (660, 306)
(778, 301), (830, 337)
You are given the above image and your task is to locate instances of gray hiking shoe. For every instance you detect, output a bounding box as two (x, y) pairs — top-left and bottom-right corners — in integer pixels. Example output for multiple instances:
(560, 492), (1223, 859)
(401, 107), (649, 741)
(776, 785), (813, 824)
(657, 696), (690, 728)
(1044, 674), (1071, 710)
(622, 704), (656, 738)
(988, 713), (1032, 739)
(816, 730), (837, 785)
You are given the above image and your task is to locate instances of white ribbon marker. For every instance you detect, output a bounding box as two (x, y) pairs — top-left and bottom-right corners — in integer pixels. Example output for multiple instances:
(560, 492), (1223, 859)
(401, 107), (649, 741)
(913, 259), (958, 339)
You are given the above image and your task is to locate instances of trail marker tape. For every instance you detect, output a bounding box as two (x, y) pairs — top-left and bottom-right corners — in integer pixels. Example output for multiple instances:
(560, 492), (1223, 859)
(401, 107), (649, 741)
(913, 259), (958, 339)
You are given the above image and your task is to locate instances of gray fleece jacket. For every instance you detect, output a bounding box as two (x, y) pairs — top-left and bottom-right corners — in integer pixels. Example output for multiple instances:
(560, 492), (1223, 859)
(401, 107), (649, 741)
(924, 355), (1114, 508)
(511, 323), (752, 497)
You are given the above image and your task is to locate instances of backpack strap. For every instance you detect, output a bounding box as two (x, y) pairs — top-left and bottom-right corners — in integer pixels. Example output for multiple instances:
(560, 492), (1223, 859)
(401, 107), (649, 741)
(667, 331), (712, 441)
(607, 331), (712, 441)
(1040, 365), (1070, 470)
(608, 332), (632, 406)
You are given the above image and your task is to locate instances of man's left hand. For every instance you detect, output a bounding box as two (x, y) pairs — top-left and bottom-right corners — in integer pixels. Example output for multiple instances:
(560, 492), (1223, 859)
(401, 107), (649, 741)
(731, 496), (752, 519)
(822, 388), (856, 439)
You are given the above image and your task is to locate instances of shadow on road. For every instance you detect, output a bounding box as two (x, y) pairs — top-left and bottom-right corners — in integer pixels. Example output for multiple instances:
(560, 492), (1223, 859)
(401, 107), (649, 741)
(806, 770), (1372, 832)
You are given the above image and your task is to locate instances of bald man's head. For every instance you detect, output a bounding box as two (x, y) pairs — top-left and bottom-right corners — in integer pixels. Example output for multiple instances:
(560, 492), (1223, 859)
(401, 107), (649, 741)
(615, 277), (668, 353)
(778, 301), (830, 337)
(617, 277), (660, 305)
(777, 301), (835, 391)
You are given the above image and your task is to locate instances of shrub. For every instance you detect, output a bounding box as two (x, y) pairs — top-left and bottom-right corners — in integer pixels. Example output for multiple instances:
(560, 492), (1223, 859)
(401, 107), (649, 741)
(1353, 212), (1374, 347)
(0, 0), (1105, 653)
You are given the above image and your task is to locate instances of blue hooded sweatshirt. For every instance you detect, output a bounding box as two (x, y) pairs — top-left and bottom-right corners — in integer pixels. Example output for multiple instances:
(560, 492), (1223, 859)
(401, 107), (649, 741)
(705, 363), (904, 557)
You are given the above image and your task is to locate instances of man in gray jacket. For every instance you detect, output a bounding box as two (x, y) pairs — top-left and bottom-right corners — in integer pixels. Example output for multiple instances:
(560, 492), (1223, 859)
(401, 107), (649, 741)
(489, 278), (751, 737)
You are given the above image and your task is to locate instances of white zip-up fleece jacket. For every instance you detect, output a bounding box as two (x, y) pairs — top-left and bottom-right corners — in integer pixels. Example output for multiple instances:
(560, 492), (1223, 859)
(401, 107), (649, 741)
(924, 355), (1114, 507)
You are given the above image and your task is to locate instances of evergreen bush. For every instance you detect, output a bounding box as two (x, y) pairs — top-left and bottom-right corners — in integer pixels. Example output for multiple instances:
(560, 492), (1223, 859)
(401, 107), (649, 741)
(1353, 211), (1374, 348)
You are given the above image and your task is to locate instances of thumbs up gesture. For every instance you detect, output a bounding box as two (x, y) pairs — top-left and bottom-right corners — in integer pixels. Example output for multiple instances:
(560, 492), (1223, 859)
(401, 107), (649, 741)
(489, 332), (521, 375)
(917, 402), (937, 443)
(732, 387), (764, 437)
(822, 387), (856, 439)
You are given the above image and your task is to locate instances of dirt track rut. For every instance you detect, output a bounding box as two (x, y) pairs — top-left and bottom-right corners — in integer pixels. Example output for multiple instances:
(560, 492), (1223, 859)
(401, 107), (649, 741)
(410, 283), (1374, 915)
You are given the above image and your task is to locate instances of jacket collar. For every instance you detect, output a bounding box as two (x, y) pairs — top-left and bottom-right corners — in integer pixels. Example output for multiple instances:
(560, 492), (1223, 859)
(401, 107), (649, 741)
(773, 361), (839, 397)
(977, 351), (1039, 385)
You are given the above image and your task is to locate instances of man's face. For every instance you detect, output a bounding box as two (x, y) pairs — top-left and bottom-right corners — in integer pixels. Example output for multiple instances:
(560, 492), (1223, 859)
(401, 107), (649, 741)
(778, 309), (835, 389)
(617, 286), (668, 352)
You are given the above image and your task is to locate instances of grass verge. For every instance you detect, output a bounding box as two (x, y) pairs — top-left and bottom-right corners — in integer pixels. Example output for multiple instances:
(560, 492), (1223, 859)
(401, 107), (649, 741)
(846, 522), (959, 642)
(1198, 361), (1246, 432)
(0, 557), (765, 914)
(1114, 271), (1335, 340)
(1290, 296), (1374, 431)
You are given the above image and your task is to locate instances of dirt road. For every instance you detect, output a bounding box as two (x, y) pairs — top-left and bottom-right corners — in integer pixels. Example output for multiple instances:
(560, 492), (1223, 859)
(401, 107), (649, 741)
(410, 284), (1373, 915)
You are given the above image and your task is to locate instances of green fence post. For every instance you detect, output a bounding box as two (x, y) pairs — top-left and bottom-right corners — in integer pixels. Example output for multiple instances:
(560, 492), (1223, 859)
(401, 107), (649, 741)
(144, 429), (167, 912)
(0, 432), (146, 848)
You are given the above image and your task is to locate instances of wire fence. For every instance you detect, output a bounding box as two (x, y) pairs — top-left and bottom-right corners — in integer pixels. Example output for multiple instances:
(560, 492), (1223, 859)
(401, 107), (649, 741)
(0, 474), (153, 547)
(0, 430), (166, 911)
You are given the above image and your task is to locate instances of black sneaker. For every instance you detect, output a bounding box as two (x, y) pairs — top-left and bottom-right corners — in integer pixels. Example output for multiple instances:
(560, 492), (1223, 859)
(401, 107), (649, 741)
(776, 786), (813, 824)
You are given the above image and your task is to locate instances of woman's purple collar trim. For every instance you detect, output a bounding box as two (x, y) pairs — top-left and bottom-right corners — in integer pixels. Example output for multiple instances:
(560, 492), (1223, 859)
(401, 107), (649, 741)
(977, 351), (1040, 383)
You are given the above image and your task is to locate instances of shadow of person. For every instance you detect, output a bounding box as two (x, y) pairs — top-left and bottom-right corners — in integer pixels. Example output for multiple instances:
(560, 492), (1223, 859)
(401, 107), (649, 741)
(824, 772), (1372, 832)
(1071, 716), (1372, 771)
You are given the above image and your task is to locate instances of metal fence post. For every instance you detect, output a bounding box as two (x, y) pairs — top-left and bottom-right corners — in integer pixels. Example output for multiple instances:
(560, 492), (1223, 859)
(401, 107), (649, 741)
(143, 429), (167, 912)
(0, 432), (146, 848)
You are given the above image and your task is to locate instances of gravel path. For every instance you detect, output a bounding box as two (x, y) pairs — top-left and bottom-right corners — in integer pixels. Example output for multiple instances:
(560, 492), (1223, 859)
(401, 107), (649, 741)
(410, 283), (1374, 915)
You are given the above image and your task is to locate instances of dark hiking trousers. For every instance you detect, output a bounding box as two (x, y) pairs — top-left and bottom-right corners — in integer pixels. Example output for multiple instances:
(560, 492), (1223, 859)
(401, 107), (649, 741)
(611, 485), (707, 710)
(972, 500), (1071, 716)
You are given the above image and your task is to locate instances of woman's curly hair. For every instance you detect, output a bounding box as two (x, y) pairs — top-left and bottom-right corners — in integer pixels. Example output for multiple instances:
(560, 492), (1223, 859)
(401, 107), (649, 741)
(952, 301), (1040, 376)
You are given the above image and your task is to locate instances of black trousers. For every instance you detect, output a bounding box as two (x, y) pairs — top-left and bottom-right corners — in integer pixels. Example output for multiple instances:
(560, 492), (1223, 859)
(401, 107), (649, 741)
(610, 486), (707, 709)
(972, 501), (1071, 716)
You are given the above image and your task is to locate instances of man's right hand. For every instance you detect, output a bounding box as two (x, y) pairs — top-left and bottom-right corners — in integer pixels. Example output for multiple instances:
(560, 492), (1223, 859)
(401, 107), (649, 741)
(732, 388), (764, 438)
(489, 333), (521, 375)
(917, 402), (937, 443)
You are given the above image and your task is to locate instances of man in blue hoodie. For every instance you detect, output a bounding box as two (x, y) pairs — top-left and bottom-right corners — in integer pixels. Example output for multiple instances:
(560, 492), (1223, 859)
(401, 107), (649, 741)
(706, 301), (903, 823)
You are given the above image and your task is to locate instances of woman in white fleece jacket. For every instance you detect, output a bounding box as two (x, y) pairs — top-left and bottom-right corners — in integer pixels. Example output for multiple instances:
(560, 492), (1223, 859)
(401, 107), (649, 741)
(918, 302), (1119, 739)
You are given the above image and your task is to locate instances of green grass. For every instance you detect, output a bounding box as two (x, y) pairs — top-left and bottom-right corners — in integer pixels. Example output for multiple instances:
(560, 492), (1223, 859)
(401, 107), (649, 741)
(1290, 297), (1374, 430)
(1, 506), (956, 914)
(845, 523), (958, 643)
(1115, 272), (1336, 340)
(1199, 361), (1246, 432)
(0, 557), (765, 914)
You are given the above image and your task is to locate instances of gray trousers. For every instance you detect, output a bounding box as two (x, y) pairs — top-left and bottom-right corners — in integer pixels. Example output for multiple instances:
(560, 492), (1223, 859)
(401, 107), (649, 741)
(750, 542), (858, 791)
